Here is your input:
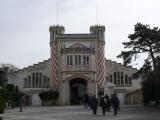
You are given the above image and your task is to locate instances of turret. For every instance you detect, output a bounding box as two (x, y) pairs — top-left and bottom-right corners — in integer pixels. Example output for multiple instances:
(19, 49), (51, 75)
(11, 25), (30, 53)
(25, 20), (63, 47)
(90, 25), (105, 41)
(49, 25), (65, 41)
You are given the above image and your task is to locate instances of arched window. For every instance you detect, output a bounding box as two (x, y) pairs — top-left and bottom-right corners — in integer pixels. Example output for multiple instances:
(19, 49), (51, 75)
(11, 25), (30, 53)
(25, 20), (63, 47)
(36, 72), (39, 87)
(28, 76), (31, 87)
(43, 75), (47, 87)
(32, 73), (35, 87)
(24, 78), (27, 87)
(39, 73), (42, 87)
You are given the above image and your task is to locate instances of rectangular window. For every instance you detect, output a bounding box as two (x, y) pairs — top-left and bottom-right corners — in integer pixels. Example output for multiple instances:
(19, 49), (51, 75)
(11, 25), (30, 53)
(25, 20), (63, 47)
(67, 55), (69, 65)
(32, 73), (35, 87)
(117, 72), (120, 85)
(125, 75), (128, 85)
(43, 76), (46, 87)
(75, 55), (78, 65)
(121, 72), (124, 85)
(36, 73), (38, 87)
(39, 73), (42, 87)
(70, 55), (73, 65)
(78, 55), (81, 65)
(114, 72), (117, 84)
(86, 56), (89, 65)
(129, 77), (131, 85)
(83, 55), (86, 65)
(110, 75), (113, 83)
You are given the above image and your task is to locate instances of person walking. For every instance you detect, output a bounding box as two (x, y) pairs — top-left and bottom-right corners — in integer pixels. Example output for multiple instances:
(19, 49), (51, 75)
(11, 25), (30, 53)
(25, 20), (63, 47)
(100, 95), (106, 115)
(91, 95), (98, 115)
(84, 94), (89, 109)
(111, 93), (120, 116)
(105, 94), (111, 112)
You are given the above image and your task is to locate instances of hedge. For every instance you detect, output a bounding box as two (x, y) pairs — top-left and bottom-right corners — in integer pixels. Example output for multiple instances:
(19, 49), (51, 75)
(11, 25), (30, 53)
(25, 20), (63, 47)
(39, 91), (59, 101)
(0, 97), (5, 113)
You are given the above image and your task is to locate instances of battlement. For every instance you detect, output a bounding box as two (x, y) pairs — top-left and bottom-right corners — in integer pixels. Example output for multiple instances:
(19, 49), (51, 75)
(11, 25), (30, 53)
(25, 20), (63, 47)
(90, 25), (105, 33)
(49, 25), (65, 41)
(90, 25), (105, 41)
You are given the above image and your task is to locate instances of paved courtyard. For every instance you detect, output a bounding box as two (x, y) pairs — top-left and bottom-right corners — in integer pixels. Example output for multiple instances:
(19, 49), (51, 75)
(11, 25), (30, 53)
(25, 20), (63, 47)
(0, 105), (160, 120)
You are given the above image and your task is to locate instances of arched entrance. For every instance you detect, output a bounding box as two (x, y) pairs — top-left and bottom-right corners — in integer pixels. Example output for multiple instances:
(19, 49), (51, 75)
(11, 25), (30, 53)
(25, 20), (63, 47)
(69, 78), (87, 105)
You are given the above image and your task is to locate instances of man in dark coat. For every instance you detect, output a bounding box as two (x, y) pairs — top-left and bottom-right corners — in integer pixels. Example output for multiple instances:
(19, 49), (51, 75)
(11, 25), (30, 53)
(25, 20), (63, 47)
(111, 93), (120, 115)
(105, 94), (111, 112)
(91, 95), (98, 115)
(100, 95), (106, 115)
(84, 94), (89, 109)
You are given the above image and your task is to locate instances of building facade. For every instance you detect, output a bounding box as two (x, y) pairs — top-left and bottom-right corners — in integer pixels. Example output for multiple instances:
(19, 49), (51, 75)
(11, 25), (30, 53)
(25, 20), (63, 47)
(8, 25), (142, 106)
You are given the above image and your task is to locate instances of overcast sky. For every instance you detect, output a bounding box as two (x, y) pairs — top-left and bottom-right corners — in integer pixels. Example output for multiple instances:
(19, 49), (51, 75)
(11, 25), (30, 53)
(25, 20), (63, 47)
(0, 0), (160, 69)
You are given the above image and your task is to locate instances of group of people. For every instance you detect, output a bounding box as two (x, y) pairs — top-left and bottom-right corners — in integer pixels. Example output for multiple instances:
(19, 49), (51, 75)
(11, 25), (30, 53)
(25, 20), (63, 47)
(83, 93), (120, 116)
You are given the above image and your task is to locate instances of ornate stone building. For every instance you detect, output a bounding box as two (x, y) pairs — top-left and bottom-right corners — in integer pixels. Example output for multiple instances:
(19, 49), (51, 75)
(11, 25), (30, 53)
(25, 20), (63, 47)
(8, 25), (142, 106)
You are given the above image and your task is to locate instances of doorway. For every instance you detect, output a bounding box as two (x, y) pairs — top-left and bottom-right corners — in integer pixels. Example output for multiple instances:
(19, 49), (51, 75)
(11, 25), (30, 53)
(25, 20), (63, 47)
(69, 78), (87, 105)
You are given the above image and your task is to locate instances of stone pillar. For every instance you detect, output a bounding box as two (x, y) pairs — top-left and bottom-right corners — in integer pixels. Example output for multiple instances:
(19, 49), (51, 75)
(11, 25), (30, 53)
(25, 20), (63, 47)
(66, 81), (70, 105)
(59, 80), (70, 105)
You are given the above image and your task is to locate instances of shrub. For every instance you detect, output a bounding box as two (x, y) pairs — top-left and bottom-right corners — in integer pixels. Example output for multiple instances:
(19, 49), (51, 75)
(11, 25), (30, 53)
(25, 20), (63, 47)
(6, 84), (15, 92)
(39, 91), (59, 101)
(0, 97), (5, 113)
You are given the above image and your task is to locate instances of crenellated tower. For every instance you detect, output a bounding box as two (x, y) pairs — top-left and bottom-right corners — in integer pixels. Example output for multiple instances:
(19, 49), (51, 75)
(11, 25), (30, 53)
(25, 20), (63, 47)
(49, 25), (65, 87)
(90, 25), (106, 86)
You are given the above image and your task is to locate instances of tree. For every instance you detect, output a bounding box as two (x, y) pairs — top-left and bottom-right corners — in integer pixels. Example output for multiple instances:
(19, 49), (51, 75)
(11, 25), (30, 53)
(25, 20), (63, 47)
(117, 23), (160, 71)
(118, 23), (160, 105)
(0, 63), (18, 87)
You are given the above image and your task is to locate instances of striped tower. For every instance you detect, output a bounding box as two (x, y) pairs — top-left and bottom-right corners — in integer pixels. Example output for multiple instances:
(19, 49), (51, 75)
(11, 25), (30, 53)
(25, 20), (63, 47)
(49, 25), (65, 87)
(97, 41), (106, 86)
(90, 25), (106, 86)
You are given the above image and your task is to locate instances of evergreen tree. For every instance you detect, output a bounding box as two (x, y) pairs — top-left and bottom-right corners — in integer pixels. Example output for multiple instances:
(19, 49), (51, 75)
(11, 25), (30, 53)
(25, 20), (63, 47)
(118, 23), (160, 105)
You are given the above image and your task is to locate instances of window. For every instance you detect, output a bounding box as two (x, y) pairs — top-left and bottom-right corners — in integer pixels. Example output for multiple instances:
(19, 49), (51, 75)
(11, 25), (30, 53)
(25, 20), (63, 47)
(83, 55), (89, 65)
(117, 72), (120, 84)
(66, 55), (73, 65)
(106, 77), (109, 82)
(39, 73), (42, 87)
(70, 55), (73, 65)
(125, 75), (128, 85)
(36, 72), (38, 87)
(67, 55), (69, 65)
(83, 55), (86, 65)
(114, 72), (117, 84)
(43, 76), (47, 87)
(121, 72), (124, 85)
(86, 56), (89, 65)
(110, 75), (113, 83)
(28, 76), (31, 87)
(78, 55), (81, 65)
(75, 55), (78, 65)
(129, 77), (132, 85)
(24, 78), (27, 87)
(32, 73), (35, 87)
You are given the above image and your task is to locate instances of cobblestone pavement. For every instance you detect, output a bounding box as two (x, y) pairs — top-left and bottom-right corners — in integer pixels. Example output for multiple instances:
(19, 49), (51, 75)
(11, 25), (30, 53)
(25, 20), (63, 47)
(0, 105), (160, 120)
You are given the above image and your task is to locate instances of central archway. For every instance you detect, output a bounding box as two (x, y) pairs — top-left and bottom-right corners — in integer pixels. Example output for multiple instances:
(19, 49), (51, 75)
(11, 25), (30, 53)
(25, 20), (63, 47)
(69, 78), (87, 105)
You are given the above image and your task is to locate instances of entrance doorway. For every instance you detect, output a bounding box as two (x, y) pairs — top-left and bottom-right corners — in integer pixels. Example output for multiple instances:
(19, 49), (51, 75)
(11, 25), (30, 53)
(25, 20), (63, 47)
(69, 78), (87, 105)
